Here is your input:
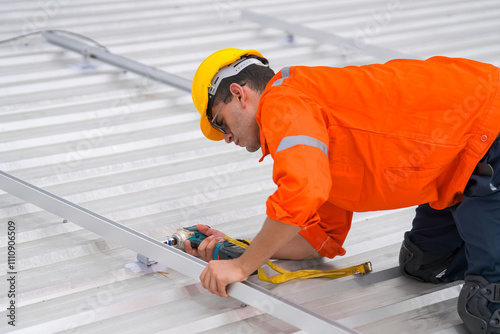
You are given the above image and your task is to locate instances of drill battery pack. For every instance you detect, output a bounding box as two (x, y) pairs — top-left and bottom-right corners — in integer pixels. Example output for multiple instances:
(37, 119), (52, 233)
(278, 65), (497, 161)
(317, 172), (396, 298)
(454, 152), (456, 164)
(214, 240), (249, 260)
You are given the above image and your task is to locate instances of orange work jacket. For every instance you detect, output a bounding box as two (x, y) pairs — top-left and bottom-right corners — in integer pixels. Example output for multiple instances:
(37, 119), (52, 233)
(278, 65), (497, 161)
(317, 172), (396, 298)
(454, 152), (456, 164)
(256, 56), (500, 258)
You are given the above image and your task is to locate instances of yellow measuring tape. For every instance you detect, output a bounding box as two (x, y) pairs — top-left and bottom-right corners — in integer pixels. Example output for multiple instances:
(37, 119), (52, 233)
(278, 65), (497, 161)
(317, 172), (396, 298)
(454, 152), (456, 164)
(224, 236), (372, 283)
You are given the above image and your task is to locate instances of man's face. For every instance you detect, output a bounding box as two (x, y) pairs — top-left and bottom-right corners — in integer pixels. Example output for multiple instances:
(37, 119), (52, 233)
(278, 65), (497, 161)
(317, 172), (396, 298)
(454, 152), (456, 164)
(211, 84), (261, 152)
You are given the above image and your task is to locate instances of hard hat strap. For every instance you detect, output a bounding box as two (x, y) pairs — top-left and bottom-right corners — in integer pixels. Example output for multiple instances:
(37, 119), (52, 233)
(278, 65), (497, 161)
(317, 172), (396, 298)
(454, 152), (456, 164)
(208, 57), (268, 97)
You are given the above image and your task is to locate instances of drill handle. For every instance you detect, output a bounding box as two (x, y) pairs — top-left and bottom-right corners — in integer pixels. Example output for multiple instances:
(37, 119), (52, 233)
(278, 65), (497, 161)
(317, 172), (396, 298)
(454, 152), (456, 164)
(189, 239), (202, 249)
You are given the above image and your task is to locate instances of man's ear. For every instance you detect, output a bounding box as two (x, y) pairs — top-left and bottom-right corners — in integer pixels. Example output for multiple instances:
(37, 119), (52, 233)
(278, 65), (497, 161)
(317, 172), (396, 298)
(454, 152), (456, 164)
(229, 83), (246, 104)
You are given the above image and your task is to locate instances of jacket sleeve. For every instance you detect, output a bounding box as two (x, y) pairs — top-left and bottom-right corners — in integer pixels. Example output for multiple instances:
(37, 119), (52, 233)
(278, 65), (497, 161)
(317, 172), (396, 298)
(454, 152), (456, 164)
(300, 201), (353, 258)
(260, 86), (352, 257)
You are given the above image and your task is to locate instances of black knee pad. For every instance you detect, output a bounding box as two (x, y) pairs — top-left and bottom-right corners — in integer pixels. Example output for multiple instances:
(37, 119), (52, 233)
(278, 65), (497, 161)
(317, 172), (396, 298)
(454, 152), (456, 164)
(399, 231), (456, 284)
(458, 275), (500, 334)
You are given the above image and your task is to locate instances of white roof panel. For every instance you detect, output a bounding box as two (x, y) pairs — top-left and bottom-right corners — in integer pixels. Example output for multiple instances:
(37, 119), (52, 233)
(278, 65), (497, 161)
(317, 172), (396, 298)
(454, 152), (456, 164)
(2, 1), (499, 332)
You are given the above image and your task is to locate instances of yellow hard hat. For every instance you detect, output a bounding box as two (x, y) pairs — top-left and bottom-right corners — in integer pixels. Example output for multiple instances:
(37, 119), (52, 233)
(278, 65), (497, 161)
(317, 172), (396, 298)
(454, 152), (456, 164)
(192, 48), (265, 141)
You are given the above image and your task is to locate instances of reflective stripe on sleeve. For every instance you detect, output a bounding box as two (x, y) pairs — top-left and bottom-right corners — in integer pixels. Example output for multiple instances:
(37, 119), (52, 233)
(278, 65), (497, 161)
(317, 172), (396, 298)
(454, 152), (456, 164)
(272, 67), (291, 87)
(276, 135), (328, 156)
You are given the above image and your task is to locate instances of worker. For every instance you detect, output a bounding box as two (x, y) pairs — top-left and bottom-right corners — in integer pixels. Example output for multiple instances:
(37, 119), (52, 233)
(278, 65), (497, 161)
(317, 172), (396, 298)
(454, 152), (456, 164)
(188, 48), (500, 333)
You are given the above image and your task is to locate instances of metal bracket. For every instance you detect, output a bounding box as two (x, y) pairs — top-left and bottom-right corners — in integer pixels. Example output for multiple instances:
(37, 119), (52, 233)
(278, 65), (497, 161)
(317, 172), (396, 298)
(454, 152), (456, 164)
(69, 47), (98, 72)
(137, 254), (157, 266)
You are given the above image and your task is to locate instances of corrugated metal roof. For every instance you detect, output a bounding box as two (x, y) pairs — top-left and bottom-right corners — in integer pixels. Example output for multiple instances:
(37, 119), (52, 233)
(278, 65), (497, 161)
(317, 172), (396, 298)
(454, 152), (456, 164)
(1, 0), (499, 333)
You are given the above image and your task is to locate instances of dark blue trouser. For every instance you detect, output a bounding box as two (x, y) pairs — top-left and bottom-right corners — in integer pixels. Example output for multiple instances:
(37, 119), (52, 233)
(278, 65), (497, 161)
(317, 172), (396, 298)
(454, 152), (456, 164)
(408, 135), (500, 284)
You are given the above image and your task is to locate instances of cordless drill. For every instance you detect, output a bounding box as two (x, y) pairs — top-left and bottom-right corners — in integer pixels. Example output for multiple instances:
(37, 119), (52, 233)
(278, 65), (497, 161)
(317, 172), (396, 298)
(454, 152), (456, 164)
(163, 225), (247, 260)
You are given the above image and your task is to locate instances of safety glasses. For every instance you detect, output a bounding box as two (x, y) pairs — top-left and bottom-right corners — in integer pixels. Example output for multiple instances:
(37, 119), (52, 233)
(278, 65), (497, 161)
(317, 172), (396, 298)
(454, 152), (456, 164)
(209, 91), (230, 134)
(206, 83), (245, 135)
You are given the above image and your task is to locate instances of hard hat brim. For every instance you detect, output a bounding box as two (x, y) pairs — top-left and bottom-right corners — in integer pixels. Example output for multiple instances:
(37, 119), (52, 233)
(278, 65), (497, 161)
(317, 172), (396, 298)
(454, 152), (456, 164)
(200, 117), (225, 141)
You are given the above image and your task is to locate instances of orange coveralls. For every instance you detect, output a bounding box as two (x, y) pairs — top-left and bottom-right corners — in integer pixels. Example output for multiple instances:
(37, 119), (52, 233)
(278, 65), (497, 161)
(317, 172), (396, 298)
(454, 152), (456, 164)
(256, 57), (500, 258)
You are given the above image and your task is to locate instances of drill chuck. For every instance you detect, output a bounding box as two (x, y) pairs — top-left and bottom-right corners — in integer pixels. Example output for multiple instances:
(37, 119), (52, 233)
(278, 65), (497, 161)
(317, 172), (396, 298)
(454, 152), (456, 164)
(163, 237), (178, 246)
(163, 227), (196, 252)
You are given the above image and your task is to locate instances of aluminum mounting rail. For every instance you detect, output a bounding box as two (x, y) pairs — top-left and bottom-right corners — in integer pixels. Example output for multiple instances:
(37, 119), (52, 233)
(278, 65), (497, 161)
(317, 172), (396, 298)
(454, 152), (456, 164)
(0, 170), (359, 334)
(242, 10), (421, 62)
(42, 30), (192, 93)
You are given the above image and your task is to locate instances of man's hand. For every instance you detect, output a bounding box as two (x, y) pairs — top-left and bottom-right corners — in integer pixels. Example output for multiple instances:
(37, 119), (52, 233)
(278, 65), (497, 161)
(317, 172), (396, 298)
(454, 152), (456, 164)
(185, 224), (226, 262)
(198, 217), (302, 298)
(200, 258), (248, 297)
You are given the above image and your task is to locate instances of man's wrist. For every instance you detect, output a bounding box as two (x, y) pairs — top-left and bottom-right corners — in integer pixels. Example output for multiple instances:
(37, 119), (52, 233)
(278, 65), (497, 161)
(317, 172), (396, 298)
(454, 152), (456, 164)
(234, 256), (258, 278)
